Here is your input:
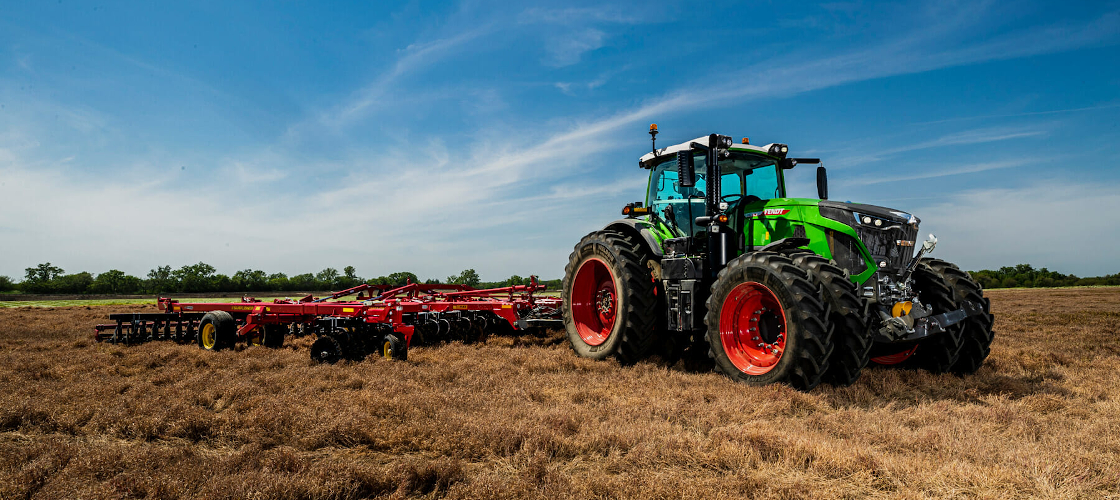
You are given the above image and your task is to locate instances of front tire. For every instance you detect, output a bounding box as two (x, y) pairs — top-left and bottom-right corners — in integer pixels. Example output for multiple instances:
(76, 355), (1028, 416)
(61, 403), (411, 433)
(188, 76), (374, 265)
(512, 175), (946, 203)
(562, 230), (658, 364)
(790, 252), (872, 386)
(704, 252), (833, 390)
(930, 260), (995, 374)
(898, 258), (966, 373)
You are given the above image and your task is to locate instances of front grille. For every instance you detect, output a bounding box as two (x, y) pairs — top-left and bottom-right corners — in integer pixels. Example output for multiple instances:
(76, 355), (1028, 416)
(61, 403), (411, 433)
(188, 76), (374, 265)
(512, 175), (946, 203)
(826, 230), (868, 276)
(855, 223), (918, 273)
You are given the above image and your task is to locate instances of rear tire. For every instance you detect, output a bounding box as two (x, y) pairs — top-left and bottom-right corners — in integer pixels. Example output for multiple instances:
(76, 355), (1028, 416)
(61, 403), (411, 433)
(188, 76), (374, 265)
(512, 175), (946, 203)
(704, 252), (833, 390)
(562, 230), (658, 364)
(790, 252), (872, 386)
(198, 311), (235, 351)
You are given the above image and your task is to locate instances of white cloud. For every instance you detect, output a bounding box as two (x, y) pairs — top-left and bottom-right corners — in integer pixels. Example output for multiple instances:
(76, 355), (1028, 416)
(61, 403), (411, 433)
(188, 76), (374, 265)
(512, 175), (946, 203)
(544, 28), (606, 67)
(914, 181), (1120, 276)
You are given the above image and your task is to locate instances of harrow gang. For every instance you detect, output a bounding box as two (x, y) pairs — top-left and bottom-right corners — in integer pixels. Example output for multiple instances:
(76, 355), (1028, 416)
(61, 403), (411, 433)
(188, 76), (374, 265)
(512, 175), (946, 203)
(95, 279), (562, 361)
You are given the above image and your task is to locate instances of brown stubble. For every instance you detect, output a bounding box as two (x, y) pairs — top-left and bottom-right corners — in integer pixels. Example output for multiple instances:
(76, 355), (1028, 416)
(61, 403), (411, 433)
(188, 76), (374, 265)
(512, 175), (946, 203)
(1, 288), (1118, 499)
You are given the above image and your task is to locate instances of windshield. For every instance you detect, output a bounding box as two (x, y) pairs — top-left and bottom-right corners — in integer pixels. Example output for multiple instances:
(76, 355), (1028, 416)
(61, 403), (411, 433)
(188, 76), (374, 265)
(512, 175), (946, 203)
(647, 151), (782, 235)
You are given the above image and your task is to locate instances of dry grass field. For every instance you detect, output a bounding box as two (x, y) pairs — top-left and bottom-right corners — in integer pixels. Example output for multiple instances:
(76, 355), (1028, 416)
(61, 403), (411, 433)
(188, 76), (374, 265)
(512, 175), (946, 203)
(1, 288), (1118, 499)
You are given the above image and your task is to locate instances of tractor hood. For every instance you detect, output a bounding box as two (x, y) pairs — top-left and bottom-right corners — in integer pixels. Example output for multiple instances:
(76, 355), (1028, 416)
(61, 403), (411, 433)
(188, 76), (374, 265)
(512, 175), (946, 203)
(817, 200), (920, 226)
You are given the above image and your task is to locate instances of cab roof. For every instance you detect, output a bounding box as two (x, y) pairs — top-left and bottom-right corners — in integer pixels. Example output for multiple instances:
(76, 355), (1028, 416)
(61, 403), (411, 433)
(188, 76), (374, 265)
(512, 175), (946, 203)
(638, 136), (782, 168)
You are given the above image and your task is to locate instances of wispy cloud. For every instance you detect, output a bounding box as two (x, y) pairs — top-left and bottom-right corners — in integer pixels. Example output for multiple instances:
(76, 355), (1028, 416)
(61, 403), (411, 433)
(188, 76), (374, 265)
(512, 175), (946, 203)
(914, 102), (1120, 125)
(829, 126), (1048, 167)
(544, 28), (605, 67)
(838, 158), (1036, 186)
(314, 25), (494, 128)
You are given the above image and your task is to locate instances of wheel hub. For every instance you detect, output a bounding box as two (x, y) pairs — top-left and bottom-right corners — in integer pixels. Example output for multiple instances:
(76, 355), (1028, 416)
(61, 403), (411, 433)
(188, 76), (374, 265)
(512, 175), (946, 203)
(570, 257), (618, 346)
(719, 282), (788, 375)
(595, 289), (615, 320)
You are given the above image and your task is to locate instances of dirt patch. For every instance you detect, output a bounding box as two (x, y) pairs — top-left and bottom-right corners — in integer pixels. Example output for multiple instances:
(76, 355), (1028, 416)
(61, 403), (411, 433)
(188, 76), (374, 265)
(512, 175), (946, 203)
(1, 289), (1119, 498)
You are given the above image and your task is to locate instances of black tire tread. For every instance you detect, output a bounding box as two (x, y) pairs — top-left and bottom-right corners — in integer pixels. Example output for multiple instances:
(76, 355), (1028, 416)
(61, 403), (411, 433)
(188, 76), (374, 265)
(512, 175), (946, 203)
(905, 259), (965, 373)
(703, 252), (833, 391)
(562, 230), (659, 364)
(927, 259), (995, 374)
(790, 252), (872, 386)
(198, 310), (236, 351)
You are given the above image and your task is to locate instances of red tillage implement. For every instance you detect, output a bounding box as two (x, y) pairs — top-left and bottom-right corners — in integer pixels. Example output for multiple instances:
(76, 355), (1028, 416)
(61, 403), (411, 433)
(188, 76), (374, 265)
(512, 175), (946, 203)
(94, 278), (562, 363)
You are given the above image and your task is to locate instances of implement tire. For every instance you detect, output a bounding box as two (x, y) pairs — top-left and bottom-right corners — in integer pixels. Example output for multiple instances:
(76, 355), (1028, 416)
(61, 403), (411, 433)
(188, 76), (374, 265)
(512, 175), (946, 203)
(791, 252), (872, 386)
(900, 258), (966, 373)
(930, 260), (995, 374)
(262, 325), (286, 348)
(704, 252), (833, 390)
(198, 311), (235, 351)
(562, 230), (658, 364)
(381, 333), (408, 361)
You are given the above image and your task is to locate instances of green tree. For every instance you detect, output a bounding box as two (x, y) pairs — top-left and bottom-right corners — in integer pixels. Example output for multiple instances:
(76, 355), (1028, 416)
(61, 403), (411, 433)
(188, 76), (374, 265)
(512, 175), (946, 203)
(267, 272), (289, 291)
(336, 266), (363, 288)
(316, 268), (340, 289)
(54, 272), (94, 294)
(146, 265), (175, 293)
(91, 270), (143, 294)
(0, 275), (15, 292)
(289, 273), (317, 291)
(23, 263), (64, 292)
(173, 262), (217, 293)
(233, 269), (268, 292)
(387, 271), (418, 286)
(25, 262), (64, 283)
(451, 269), (480, 288)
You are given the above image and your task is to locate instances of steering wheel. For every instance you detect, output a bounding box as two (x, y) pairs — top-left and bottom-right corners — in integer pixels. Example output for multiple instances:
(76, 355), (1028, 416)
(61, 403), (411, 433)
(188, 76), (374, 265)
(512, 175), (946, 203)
(720, 194), (742, 205)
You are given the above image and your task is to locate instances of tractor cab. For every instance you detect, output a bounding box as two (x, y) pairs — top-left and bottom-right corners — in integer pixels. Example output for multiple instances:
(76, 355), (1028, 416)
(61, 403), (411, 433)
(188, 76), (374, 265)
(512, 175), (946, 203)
(644, 143), (786, 237)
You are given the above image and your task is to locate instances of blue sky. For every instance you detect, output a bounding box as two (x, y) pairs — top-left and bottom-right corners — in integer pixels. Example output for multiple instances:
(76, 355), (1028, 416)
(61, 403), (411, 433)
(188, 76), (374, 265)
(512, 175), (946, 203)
(1, 0), (1118, 282)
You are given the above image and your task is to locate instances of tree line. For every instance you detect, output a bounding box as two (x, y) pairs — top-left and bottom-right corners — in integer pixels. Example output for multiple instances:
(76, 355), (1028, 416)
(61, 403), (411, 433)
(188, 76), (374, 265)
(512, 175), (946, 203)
(1, 262), (1115, 295)
(969, 264), (1120, 289)
(0, 262), (562, 295)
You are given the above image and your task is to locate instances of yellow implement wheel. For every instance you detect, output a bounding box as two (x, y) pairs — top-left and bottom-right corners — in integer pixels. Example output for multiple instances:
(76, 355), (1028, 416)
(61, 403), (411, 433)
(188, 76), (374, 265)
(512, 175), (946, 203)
(197, 311), (235, 351)
(382, 333), (407, 361)
(200, 323), (217, 350)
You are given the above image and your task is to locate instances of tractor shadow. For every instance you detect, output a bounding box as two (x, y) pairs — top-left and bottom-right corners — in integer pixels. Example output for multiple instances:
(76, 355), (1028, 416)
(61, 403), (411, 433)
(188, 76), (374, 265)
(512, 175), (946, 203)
(822, 365), (1076, 410)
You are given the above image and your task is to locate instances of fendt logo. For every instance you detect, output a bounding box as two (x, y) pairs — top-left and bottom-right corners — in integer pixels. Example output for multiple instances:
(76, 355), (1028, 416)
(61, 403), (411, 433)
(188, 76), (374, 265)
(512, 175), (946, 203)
(745, 208), (791, 218)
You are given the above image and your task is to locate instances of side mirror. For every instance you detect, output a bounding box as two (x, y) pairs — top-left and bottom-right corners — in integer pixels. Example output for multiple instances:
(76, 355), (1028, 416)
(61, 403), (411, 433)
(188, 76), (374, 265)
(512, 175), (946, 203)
(816, 166), (828, 200)
(677, 151), (695, 188)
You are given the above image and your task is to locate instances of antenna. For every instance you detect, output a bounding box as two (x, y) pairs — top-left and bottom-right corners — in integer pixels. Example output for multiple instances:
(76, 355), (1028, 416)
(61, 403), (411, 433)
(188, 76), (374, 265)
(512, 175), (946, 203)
(649, 123), (659, 156)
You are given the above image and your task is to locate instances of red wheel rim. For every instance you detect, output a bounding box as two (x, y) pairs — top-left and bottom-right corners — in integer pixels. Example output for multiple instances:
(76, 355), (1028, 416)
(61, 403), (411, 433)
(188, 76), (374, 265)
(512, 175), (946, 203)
(570, 257), (617, 346)
(719, 281), (787, 375)
(871, 345), (918, 365)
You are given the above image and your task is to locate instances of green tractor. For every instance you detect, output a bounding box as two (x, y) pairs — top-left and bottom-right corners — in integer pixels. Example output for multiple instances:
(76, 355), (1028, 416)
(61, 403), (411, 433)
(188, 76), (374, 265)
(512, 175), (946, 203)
(561, 126), (994, 390)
